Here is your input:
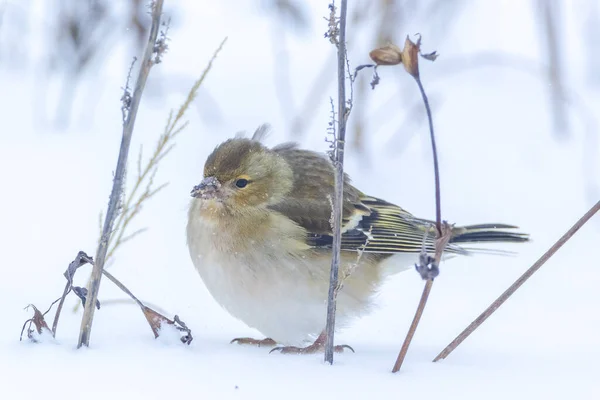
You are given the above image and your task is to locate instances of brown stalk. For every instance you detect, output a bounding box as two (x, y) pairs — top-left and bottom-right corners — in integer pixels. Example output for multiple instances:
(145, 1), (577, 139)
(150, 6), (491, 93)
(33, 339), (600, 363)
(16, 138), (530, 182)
(433, 199), (600, 362)
(78, 0), (166, 348)
(368, 35), (441, 373)
(392, 223), (451, 372)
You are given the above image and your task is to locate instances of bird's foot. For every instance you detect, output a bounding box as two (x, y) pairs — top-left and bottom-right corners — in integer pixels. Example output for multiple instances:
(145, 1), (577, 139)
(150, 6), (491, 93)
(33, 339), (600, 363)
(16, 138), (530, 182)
(269, 335), (354, 355)
(230, 337), (277, 347)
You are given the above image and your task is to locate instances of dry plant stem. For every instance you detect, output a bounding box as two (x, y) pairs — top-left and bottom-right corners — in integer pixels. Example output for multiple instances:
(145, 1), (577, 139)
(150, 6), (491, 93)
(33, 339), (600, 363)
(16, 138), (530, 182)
(416, 76), (441, 235)
(78, 0), (165, 348)
(51, 282), (71, 336)
(102, 269), (144, 308)
(324, 0), (348, 365)
(392, 279), (433, 371)
(392, 58), (442, 373)
(392, 225), (451, 372)
(433, 199), (600, 362)
(72, 37), (228, 315)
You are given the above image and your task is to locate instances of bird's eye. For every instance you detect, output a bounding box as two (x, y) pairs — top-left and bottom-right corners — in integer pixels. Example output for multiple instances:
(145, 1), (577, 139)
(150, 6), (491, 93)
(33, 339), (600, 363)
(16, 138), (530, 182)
(235, 178), (249, 188)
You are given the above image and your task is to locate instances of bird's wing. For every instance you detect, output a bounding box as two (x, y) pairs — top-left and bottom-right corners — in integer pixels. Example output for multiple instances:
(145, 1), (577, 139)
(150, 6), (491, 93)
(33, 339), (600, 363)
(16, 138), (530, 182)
(303, 196), (528, 255)
(268, 145), (458, 254)
(269, 146), (527, 255)
(304, 195), (467, 255)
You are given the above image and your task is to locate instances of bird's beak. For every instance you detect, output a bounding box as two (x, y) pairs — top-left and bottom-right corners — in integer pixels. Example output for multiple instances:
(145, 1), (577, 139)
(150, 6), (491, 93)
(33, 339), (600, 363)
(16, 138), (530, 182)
(191, 176), (221, 199)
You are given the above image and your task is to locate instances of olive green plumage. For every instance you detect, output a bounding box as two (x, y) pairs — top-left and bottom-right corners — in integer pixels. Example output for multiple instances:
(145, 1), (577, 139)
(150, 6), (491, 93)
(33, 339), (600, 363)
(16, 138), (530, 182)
(201, 128), (528, 257)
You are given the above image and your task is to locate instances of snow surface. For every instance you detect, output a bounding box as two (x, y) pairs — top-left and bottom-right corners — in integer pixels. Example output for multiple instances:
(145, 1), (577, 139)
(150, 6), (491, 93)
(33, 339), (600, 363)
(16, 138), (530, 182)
(1, 1), (599, 399)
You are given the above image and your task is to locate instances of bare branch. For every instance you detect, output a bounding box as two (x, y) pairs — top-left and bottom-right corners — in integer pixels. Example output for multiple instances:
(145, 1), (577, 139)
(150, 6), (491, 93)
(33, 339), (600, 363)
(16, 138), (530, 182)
(78, 0), (166, 348)
(433, 200), (600, 362)
(324, 0), (349, 365)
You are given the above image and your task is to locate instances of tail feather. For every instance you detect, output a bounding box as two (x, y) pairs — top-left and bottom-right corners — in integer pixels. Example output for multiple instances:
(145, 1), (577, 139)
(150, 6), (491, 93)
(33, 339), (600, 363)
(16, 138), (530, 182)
(451, 223), (530, 246)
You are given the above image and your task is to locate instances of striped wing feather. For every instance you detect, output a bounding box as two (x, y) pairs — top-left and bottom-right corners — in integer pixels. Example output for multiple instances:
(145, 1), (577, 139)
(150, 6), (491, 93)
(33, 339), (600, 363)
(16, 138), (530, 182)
(307, 196), (529, 255)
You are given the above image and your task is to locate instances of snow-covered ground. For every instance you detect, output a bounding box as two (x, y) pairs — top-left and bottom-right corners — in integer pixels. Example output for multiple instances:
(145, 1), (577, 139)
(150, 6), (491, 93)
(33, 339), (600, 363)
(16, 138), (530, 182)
(1, 1), (599, 399)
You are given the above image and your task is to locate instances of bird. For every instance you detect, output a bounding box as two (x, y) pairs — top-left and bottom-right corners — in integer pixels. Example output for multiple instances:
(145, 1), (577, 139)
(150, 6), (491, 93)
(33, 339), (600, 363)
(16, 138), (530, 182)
(186, 124), (529, 354)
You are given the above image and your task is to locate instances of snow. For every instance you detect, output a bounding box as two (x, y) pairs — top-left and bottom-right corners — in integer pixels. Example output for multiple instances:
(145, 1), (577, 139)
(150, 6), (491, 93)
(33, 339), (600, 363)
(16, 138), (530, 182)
(1, 0), (599, 399)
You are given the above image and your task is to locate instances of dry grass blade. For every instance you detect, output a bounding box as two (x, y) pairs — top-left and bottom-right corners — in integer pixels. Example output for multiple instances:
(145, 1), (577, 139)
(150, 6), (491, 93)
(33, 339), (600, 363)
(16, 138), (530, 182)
(433, 199), (600, 362)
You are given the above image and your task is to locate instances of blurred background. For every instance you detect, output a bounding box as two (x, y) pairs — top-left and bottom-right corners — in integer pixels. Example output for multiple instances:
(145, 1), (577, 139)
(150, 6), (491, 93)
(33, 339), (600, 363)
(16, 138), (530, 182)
(1, 0), (600, 380)
(1, 2), (599, 396)
(1, 0), (598, 205)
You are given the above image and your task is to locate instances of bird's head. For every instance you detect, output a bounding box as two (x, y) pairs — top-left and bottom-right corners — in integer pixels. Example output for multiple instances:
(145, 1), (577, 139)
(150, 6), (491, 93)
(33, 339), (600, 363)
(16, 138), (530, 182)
(191, 137), (293, 211)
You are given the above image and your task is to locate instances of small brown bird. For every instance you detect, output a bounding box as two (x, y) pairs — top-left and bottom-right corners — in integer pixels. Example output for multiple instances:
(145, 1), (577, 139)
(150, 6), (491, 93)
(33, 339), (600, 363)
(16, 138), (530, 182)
(186, 125), (528, 354)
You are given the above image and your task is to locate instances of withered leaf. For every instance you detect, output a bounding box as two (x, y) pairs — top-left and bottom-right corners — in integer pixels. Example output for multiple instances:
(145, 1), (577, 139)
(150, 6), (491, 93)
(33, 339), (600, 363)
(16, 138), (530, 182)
(20, 305), (51, 342)
(421, 51), (438, 62)
(72, 286), (101, 310)
(141, 306), (193, 345)
(400, 35), (421, 78)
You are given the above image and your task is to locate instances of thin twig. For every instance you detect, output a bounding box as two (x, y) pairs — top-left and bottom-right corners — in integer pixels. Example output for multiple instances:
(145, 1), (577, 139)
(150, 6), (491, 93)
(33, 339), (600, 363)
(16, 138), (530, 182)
(393, 279), (433, 369)
(416, 76), (442, 235)
(78, 0), (165, 348)
(387, 36), (442, 373)
(433, 199), (600, 362)
(52, 251), (95, 337)
(51, 282), (71, 336)
(102, 268), (193, 344)
(324, 0), (348, 365)
(392, 223), (451, 372)
(102, 269), (144, 308)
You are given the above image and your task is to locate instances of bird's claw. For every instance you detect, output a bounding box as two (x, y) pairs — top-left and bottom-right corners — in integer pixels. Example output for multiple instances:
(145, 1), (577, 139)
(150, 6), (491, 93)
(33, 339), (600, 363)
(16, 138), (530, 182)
(270, 343), (354, 355)
(230, 337), (277, 347)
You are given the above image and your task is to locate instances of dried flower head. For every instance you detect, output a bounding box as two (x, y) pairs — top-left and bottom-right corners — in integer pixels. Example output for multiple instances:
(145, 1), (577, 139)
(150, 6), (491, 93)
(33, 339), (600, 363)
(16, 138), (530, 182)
(369, 35), (438, 79)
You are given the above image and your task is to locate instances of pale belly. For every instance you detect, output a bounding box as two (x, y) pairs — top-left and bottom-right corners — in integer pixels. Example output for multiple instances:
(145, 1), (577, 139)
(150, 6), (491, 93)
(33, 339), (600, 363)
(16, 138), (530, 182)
(186, 202), (416, 344)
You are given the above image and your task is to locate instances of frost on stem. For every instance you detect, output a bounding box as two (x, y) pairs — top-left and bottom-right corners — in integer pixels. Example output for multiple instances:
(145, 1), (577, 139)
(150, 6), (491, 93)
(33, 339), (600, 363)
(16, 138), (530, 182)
(326, 97), (337, 162)
(334, 225), (372, 296)
(121, 57), (137, 123)
(153, 19), (170, 64)
(324, 3), (340, 47)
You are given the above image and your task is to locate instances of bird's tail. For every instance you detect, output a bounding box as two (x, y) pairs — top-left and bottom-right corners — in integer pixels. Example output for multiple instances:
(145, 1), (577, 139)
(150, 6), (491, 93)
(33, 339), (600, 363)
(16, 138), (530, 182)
(449, 223), (530, 256)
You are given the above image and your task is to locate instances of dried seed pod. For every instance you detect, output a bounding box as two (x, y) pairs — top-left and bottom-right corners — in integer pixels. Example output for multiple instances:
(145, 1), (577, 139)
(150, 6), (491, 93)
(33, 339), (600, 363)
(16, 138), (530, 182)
(369, 44), (402, 66)
(400, 35), (421, 78)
